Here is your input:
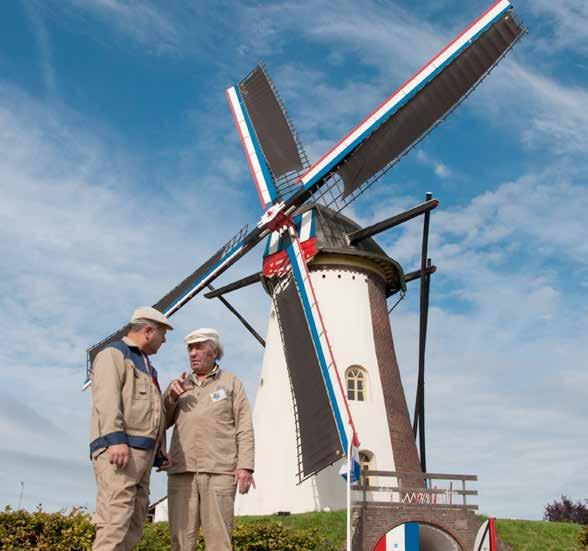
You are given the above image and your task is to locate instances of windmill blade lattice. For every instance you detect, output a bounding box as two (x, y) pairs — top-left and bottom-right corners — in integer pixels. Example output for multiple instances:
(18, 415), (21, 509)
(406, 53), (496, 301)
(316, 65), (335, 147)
(265, 225), (358, 481)
(238, 63), (310, 201)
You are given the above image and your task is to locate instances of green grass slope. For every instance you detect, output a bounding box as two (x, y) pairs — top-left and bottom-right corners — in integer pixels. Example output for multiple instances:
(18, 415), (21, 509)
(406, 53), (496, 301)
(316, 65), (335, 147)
(496, 518), (583, 551)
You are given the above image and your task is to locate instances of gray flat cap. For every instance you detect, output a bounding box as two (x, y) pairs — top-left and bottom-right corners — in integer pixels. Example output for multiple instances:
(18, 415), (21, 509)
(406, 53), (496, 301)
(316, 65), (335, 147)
(131, 306), (174, 330)
(184, 328), (223, 359)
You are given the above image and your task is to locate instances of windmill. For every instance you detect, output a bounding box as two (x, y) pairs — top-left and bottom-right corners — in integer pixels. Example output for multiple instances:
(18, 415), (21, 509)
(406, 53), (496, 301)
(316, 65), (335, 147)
(86, 0), (524, 522)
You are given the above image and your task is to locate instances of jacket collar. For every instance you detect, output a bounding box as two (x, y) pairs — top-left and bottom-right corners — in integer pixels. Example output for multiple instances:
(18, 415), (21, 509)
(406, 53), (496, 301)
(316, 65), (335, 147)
(122, 335), (143, 351)
(189, 363), (220, 385)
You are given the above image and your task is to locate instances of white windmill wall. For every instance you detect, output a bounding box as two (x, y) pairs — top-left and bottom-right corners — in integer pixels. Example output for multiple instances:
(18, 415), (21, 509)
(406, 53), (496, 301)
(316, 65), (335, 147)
(236, 261), (398, 516)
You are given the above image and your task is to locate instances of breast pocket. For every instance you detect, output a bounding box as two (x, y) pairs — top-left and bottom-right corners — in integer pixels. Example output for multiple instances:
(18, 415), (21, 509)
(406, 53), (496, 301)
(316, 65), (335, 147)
(125, 374), (152, 431)
(210, 388), (233, 422)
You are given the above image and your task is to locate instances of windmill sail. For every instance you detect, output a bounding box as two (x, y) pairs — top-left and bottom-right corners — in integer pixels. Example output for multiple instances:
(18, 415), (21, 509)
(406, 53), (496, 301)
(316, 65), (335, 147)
(227, 64), (309, 208)
(273, 277), (344, 480)
(268, 227), (358, 481)
(336, 8), (524, 197)
(239, 65), (304, 181)
(297, 0), (525, 211)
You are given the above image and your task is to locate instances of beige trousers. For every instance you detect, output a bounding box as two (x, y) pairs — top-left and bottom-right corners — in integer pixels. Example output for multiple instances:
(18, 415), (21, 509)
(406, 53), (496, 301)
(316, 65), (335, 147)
(92, 447), (155, 551)
(168, 472), (236, 551)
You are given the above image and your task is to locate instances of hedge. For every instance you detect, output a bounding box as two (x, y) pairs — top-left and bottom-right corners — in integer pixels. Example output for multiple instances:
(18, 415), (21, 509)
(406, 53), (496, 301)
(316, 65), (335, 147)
(0, 506), (338, 550)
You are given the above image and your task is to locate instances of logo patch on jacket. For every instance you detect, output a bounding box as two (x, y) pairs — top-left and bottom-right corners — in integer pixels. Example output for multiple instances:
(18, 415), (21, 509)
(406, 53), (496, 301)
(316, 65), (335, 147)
(210, 388), (227, 402)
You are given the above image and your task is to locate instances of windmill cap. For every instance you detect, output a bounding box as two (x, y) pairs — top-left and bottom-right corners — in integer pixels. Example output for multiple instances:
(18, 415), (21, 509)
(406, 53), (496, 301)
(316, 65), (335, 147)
(184, 328), (224, 359)
(130, 307), (174, 330)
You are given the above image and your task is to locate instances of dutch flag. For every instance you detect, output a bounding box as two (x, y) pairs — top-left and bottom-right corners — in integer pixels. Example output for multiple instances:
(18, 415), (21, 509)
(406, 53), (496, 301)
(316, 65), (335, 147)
(339, 442), (361, 483)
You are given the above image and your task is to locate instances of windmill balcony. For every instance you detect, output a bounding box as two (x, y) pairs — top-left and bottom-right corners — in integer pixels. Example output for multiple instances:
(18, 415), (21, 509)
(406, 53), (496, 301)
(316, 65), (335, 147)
(351, 470), (478, 510)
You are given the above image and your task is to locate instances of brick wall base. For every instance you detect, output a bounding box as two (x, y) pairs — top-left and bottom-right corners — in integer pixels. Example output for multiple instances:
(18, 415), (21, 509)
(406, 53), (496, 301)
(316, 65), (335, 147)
(352, 504), (512, 551)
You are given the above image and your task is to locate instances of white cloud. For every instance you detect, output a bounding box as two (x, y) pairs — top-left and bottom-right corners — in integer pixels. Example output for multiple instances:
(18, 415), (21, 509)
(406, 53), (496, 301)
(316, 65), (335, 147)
(415, 150), (453, 180)
(522, 0), (588, 55)
(20, 1), (58, 101)
(53, 0), (180, 54)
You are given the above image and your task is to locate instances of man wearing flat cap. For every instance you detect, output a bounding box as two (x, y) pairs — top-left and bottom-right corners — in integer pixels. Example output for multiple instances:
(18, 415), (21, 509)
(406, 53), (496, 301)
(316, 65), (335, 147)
(164, 328), (255, 551)
(89, 306), (173, 551)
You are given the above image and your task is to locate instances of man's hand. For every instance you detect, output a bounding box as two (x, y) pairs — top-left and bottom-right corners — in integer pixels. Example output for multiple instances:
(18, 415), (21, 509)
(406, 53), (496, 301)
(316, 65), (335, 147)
(234, 469), (255, 495)
(168, 372), (192, 404)
(156, 453), (174, 472)
(108, 443), (129, 468)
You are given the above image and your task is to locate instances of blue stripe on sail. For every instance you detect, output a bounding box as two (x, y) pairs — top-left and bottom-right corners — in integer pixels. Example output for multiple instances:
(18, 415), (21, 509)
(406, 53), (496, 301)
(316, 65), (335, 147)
(234, 87), (277, 207)
(286, 239), (348, 452)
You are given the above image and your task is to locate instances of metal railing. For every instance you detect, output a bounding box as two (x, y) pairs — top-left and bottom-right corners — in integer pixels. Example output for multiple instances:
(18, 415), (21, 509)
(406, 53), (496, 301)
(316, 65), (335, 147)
(351, 470), (478, 510)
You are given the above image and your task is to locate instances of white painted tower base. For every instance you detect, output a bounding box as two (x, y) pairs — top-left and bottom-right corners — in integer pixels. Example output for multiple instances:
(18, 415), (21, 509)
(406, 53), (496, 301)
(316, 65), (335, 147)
(236, 260), (398, 516)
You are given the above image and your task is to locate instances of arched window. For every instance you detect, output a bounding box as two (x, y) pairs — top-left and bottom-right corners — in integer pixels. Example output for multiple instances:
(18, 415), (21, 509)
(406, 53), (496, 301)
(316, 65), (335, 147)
(346, 366), (367, 401)
(359, 450), (374, 487)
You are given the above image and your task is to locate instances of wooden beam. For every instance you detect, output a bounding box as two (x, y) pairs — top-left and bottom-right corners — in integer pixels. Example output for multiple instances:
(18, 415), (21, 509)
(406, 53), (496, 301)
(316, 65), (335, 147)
(204, 272), (262, 299)
(414, 192), (433, 474)
(404, 265), (437, 283)
(206, 284), (266, 347)
(348, 198), (439, 244)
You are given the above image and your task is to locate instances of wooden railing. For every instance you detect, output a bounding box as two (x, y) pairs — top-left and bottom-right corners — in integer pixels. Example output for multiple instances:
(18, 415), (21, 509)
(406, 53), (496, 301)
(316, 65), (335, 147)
(351, 470), (478, 510)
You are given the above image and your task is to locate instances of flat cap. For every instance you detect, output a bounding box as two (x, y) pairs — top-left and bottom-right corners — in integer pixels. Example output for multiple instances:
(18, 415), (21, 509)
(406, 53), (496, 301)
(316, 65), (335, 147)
(131, 306), (174, 330)
(184, 328), (223, 359)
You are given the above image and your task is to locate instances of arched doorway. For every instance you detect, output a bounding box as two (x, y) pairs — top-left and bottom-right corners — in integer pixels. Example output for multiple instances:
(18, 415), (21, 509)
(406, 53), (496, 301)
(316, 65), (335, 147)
(373, 522), (462, 551)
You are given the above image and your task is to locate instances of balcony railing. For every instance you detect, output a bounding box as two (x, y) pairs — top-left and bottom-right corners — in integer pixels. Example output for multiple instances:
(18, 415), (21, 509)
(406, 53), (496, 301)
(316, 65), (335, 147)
(351, 470), (478, 510)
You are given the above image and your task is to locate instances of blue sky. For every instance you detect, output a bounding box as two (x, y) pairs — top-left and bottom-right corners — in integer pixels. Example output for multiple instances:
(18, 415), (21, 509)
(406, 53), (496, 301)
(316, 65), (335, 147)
(0, 0), (586, 521)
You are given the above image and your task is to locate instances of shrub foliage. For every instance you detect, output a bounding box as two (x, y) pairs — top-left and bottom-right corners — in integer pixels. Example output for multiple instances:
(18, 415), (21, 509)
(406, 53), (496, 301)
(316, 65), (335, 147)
(0, 506), (337, 550)
(544, 495), (588, 525)
(578, 525), (588, 551)
(0, 506), (94, 550)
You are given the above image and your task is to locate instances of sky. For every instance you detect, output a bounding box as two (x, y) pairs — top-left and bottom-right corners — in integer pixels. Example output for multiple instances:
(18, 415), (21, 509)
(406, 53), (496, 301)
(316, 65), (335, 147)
(0, 0), (586, 522)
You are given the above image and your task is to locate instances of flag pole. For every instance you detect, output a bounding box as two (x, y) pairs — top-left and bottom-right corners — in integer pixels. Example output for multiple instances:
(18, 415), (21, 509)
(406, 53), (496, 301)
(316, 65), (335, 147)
(346, 425), (352, 551)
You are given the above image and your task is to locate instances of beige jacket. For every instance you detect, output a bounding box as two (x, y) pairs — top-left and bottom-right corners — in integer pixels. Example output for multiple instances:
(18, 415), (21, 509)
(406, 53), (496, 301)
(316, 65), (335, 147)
(164, 367), (254, 475)
(89, 336), (165, 463)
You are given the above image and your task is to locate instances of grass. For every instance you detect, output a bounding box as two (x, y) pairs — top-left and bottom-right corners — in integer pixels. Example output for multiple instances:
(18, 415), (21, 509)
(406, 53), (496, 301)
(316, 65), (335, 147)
(495, 518), (584, 551)
(239, 510), (346, 549)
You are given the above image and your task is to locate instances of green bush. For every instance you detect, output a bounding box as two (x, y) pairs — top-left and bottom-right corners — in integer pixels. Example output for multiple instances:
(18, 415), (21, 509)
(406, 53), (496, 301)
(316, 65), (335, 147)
(0, 505), (95, 550)
(135, 520), (337, 551)
(578, 525), (588, 550)
(233, 521), (338, 551)
(0, 507), (337, 550)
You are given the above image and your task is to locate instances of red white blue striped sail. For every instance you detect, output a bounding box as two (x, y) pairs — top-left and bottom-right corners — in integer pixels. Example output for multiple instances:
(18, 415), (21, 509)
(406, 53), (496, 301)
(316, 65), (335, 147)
(226, 86), (278, 209)
(284, 225), (358, 456)
(300, 0), (514, 194)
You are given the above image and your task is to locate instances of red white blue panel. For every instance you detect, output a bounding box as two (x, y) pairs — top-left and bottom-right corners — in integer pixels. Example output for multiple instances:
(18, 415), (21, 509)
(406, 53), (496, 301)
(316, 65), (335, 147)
(264, 209), (315, 257)
(263, 209), (317, 277)
(374, 523), (420, 551)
